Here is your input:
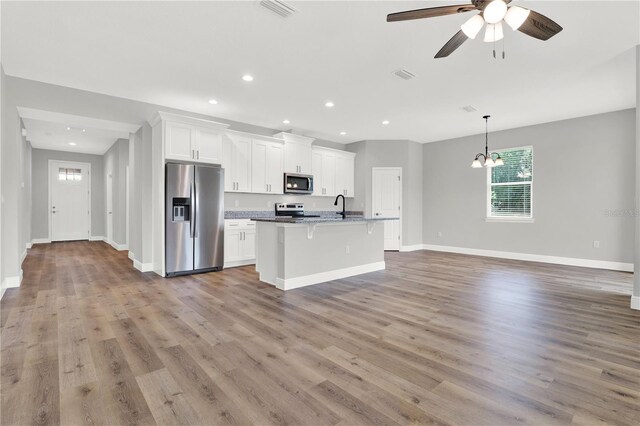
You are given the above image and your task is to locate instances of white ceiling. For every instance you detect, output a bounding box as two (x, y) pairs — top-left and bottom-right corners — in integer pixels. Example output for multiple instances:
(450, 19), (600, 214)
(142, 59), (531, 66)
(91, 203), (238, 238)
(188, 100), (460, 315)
(2, 1), (638, 144)
(19, 108), (140, 155)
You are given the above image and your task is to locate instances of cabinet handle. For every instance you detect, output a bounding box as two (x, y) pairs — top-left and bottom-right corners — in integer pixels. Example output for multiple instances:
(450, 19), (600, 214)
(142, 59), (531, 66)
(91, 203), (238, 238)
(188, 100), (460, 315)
(192, 149), (195, 159)
(197, 150), (199, 160)
(269, 184), (272, 192)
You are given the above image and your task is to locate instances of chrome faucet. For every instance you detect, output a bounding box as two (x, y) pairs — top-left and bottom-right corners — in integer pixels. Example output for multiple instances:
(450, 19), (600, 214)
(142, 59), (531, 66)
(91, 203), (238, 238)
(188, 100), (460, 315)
(334, 194), (346, 218)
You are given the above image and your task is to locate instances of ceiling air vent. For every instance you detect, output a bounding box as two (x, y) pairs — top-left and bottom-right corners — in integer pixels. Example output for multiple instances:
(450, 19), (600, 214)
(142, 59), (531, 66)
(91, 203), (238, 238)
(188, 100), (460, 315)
(462, 105), (477, 113)
(260, 0), (296, 18)
(392, 68), (417, 80)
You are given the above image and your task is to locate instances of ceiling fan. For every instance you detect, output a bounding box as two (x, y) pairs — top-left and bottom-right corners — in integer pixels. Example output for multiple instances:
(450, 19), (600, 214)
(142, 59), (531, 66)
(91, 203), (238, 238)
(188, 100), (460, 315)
(387, 0), (563, 58)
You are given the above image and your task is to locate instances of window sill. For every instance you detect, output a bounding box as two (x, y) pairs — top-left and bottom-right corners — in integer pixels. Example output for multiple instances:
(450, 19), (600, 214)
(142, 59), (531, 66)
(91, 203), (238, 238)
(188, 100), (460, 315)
(485, 217), (535, 223)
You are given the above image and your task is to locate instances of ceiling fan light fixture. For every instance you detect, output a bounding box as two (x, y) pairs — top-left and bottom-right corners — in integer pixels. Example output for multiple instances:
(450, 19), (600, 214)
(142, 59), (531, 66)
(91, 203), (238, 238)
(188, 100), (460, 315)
(504, 6), (530, 31)
(483, 22), (504, 42)
(461, 14), (485, 39)
(483, 0), (508, 24)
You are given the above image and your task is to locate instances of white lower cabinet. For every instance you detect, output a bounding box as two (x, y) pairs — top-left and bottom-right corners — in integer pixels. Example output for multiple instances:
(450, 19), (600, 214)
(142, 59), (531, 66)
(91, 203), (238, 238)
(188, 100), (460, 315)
(224, 219), (256, 267)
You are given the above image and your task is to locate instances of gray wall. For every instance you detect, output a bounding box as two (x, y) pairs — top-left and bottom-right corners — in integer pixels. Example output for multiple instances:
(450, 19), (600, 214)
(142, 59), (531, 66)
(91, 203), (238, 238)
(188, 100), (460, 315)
(346, 140), (424, 247)
(1, 65), (5, 285)
(423, 109), (636, 264)
(104, 138), (129, 245)
(31, 149), (105, 239)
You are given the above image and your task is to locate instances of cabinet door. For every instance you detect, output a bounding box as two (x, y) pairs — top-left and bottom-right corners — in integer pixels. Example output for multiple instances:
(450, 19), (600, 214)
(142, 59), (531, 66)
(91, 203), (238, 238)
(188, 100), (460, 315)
(335, 155), (347, 196)
(241, 229), (256, 259)
(266, 142), (284, 194)
(222, 135), (234, 192)
(284, 143), (311, 174)
(224, 228), (242, 262)
(284, 143), (301, 174)
(251, 140), (268, 193)
(194, 127), (222, 164)
(344, 155), (355, 197)
(312, 150), (323, 196)
(233, 136), (252, 192)
(165, 121), (194, 161)
(321, 151), (336, 197)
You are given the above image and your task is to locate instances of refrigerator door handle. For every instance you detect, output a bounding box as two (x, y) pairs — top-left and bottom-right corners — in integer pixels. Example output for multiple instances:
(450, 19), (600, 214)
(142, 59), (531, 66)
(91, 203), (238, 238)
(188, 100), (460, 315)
(190, 180), (196, 238)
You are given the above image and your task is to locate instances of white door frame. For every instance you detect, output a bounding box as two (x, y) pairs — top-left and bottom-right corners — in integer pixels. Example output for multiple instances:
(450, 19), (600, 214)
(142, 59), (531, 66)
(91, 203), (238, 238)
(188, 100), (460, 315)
(48, 160), (92, 242)
(371, 167), (402, 249)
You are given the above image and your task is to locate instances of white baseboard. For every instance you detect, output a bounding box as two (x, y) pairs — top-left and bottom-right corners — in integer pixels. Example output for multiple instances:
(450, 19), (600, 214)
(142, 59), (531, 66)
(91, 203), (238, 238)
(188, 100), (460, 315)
(20, 249), (27, 265)
(274, 261), (386, 291)
(109, 241), (128, 251)
(1, 272), (22, 298)
(26, 242), (33, 249)
(133, 259), (154, 273)
(400, 244), (423, 252)
(421, 244), (634, 272)
(224, 259), (256, 269)
(128, 251), (135, 260)
(89, 236), (105, 241)
(631, 296), (640, 310)
(31, 238), (51, 245)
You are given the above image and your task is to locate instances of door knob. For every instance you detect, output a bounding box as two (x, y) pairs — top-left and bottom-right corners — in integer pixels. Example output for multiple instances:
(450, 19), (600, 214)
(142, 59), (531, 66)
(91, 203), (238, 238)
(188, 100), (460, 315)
(375, 213), (380, 216)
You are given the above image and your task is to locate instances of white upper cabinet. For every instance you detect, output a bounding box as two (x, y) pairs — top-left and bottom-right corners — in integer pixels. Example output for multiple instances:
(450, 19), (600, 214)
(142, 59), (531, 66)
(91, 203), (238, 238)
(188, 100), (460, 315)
(335, 153), (355, 197)
(194, 127), (223, 164)
(312, 147), (355, 198)
(223, 133), (252, 192)
(165, 121), (194, 162)
(154, 112), (228, 165)
(274, 132), (314, 174)
(251, 138), (284, 194)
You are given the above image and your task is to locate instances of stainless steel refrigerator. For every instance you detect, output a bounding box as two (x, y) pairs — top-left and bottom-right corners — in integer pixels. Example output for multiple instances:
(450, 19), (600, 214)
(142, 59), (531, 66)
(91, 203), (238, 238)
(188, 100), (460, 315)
(165, 163), (224, 276)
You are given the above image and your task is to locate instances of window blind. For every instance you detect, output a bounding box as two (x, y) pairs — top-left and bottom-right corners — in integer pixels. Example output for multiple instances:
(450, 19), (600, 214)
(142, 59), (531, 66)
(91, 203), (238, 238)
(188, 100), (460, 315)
(488, 147), (533, 218)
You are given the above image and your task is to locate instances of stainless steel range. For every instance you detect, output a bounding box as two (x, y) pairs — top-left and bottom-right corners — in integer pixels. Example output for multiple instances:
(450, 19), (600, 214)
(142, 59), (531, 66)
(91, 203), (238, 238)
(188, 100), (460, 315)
(275, 203), (320, 218)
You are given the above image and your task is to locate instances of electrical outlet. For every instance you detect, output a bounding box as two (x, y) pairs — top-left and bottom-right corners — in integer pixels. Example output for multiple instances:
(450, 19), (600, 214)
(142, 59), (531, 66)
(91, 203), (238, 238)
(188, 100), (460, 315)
(593, 240), (600, 248)
(437, 231), (443, 238)
(345, 245), (350, 254)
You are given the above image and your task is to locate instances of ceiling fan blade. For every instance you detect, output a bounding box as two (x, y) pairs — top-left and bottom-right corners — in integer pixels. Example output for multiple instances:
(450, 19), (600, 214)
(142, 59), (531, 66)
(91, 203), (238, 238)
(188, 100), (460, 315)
(434, 30), (468, 58)
(518, 10), (563, 41)
(387, 4), (476, 22)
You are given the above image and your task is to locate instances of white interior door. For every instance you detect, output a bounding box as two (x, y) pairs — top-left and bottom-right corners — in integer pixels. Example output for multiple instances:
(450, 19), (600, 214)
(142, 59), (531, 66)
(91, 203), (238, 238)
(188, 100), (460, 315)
(106, 172), (113, 243)
(50, 161), (90, 241)
(372, 167), (401, 251)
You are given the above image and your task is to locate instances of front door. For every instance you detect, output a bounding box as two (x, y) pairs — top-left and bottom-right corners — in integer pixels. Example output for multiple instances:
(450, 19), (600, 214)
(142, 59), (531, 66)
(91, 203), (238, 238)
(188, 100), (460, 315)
(50, 161), (90, 241)
(372, 167), (401, 251)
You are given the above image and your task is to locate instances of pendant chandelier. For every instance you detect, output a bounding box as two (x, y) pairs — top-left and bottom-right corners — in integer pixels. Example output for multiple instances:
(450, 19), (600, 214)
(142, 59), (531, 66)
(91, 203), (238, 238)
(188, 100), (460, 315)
(471, 115), (504, 168)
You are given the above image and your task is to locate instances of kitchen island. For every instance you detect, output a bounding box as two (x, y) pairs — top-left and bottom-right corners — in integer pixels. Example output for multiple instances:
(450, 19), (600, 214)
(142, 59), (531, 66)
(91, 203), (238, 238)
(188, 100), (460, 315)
(252, 216), (397, 290)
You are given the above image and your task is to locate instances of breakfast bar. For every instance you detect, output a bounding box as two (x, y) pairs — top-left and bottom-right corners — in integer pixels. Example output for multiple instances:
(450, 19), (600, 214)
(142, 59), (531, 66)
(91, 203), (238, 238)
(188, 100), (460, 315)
(252, 216), (397, 290)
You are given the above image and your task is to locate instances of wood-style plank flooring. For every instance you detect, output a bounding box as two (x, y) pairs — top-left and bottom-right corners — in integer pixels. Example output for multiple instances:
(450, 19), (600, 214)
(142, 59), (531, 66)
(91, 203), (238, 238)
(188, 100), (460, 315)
(1, 241), (638, 425)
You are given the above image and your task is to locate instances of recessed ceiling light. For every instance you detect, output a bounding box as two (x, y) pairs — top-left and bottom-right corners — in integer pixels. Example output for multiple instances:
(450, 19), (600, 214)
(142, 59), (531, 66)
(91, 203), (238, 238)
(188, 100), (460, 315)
(325, 101), (334, 108)
(82, 129), (86, 132)
(208, 99), (218, 105)
(242, 74), (254, 82)
(66, 126), (71, 130)
(283, 119), (290, 124)
(68, 142), (77, 146)
(340, 131), (347, 136)
(382, 120), (390, 125)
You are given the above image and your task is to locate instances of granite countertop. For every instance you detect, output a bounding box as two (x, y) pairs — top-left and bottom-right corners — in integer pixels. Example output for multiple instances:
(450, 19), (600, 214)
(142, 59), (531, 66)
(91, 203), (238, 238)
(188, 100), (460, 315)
(250, 215), (399, 224)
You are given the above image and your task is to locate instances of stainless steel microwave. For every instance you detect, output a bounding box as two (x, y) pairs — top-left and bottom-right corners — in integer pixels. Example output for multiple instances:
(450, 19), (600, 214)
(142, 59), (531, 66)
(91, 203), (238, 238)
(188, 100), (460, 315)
(284, 173), (314, 194)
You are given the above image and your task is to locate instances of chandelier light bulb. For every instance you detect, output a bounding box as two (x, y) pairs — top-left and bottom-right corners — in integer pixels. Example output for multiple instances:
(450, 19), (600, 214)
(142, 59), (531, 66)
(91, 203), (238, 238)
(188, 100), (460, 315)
(504, 6), (531, 31)
(494, 157), (505, 166)
(471, 159), (483, 168)
(461, 14), (485, 39)
(483, 0), (508, 24)
(484, 22), (504, 42)
(484, 157), (495, 167)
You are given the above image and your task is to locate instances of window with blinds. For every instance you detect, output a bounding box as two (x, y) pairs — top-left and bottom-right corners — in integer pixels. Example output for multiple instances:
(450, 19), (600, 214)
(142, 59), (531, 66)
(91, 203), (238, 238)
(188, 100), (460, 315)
(487, 146), (533, 219)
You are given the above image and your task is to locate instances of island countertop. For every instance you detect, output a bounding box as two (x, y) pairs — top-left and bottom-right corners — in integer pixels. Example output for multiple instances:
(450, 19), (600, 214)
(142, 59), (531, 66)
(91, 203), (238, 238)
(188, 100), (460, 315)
(250, 216), (399, 224)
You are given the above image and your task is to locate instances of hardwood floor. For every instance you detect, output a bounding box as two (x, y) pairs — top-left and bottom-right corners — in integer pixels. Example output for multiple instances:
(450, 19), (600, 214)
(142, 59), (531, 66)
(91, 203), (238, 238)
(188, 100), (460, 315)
(1, 241), (638, 425)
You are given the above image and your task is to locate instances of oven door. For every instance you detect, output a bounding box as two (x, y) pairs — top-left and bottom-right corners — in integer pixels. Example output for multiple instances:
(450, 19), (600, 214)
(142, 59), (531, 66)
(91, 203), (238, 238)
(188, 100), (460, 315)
(284, 173), (313, 194)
